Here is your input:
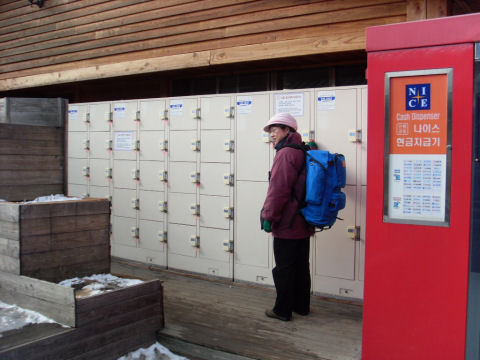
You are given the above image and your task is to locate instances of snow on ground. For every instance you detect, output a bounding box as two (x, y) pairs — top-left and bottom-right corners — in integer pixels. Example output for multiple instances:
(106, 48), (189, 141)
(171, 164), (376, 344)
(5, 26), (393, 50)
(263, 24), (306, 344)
(58, 273), (144, 298)
(0, 301), (68, 337)
(22, 194), (82, 204)
(118, 342), (189, 360)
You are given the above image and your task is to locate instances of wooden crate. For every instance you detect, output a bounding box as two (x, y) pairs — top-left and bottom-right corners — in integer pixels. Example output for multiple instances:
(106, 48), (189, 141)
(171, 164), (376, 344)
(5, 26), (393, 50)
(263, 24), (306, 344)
(0, 198), (110, 282)
(0, 271), (164, 360)
(0, 97), (67, 127)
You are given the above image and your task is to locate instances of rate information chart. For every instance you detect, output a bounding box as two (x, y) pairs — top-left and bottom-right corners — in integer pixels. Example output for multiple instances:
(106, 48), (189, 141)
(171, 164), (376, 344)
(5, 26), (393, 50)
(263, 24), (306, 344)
(384, 69), (451, 225)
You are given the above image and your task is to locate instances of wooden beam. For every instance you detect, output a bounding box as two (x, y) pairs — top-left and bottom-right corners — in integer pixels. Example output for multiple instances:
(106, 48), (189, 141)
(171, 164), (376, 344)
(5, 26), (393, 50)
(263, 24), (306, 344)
(407, 0), (427, 20)
(426, 0), (449, 18)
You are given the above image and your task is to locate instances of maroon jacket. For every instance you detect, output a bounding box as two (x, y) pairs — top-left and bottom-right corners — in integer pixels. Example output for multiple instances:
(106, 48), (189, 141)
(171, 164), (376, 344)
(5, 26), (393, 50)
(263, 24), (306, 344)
(262, 132), (315, 239)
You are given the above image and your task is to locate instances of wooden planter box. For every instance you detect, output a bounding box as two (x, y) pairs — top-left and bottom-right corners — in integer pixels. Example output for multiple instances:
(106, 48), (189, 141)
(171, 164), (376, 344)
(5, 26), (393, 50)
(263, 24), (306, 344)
(0, 271), (164, 360)
(0, 198), (110, 283)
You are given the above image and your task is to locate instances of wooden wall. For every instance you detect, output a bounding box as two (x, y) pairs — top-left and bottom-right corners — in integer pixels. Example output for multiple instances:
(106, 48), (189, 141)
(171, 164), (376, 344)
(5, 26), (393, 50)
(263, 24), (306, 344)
(0, 0), (410, 91)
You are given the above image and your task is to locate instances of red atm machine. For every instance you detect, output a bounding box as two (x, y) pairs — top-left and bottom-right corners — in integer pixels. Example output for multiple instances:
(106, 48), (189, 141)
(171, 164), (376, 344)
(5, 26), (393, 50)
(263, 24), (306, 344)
(363, 13), (480, 359)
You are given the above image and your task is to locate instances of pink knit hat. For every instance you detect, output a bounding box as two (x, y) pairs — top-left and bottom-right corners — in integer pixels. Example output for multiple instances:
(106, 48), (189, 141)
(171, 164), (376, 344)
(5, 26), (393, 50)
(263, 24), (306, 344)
(263, 113), (298, 132)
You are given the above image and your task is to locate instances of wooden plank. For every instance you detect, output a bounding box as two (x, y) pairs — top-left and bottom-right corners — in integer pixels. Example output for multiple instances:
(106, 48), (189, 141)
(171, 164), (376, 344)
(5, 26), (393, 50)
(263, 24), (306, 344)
(0, 170), (63, 185)
(24, 260), (111, 283)
(0, 202), (19, 222)
(21, 244), (110, 272)
(21, 213), (109, 236)
(0, 2), (405, 70)
(0, 253), (20, 274)
(0, 155), (63, 170)
(0, 98), (66, 127)
(0, 219), (19, 240)
(0, 140), (63, 156)
(0, 184), (65, 203)
(427, 0), (448, 18)
(20, 198), (110, 219)
(0, 0), (77, 22)
(21, 229), (109, 254)
(0, 270), (76, 326)
(407, 0), (427, 20)
(0, 124), (63, 141)
(0, 237), (18, 258)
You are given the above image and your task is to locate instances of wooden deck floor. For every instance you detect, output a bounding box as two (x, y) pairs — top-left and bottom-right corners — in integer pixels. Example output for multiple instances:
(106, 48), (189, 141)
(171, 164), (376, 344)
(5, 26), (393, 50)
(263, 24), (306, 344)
(112, 259), (363, 360)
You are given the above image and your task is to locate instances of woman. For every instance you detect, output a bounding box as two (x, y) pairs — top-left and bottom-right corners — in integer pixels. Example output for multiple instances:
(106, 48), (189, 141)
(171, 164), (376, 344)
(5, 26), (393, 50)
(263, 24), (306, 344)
(261, 113), (315, 321)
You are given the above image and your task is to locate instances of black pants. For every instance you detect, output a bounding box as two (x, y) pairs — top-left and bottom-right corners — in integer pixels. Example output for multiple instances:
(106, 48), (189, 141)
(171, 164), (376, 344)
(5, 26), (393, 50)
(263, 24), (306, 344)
(272, 237), (311, 318)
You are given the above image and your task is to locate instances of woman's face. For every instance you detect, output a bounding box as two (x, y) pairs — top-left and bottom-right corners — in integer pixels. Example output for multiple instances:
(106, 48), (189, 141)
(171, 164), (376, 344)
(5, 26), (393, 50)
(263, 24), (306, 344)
(269, 126), (290, 146)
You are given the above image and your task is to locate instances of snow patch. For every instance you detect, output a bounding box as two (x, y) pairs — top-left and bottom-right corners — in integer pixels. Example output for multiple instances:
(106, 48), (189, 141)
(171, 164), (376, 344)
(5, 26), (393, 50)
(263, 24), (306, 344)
(117, 342), (189, 360)
(22, 194), (82, 204)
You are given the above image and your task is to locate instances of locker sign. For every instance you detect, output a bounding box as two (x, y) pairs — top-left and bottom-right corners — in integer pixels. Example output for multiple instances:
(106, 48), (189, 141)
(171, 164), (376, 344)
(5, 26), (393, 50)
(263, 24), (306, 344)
(384, 69), (452, 226)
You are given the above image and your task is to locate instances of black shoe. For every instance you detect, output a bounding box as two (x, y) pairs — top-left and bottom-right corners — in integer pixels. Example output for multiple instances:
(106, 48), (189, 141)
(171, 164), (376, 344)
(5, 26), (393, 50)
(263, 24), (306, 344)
(265, 309), (291, 321)
(293, 309), (309, 316)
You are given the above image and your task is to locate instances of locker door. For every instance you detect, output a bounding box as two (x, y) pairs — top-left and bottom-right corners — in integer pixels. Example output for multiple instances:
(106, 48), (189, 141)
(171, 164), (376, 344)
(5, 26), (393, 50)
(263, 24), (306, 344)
(169, 130), (197, 162)
(168, 192), (197, 226)
(234, 180), (273, 285)
(168, 162), (197, 194)
(200, 96), (231, 130)
(112, 188), (137, 219)
(89, 185), (111, 200)
(138, 219), (167, 266)
(199, 195), (230, 229)
(315, 87), (358, 185)
(270, 90), (313, 136)
(139, 161), (165, 192)
(198, 227), (233, 278)
(112, 160), (137, 190)
(67, 184), (88, 198)
(68, 132), (88, 159)
(112, 130), (137, 161)
(139, 99), (165, 131)
(313, 185), (356, 281)
(168, 223), (197, 257)
(90, 132), (111, 160)
(68, 158), (89, 185)
(112, 215), (137, 246)
(68, 104), (88, 132)
(168, 98), (198, 130)
(139, 131), (165, 161)
(90, 159), (110, 187)
(199, 163), (230, 196)
(139, 190), (165, 222)
(236, 94), (270, 181)
(89, 102), (111, 132)
(200, 130), (231, 163)
(112, 101), (138, 131)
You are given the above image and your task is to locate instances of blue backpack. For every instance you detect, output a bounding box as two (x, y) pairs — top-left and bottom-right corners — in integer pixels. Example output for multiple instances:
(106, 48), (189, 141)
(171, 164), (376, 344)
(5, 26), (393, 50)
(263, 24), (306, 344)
(285, 145), (346, 230)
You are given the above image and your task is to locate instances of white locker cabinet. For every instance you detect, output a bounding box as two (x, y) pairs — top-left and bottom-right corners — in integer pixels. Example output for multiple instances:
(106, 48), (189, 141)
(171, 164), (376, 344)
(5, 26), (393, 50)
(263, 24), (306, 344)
(168, 192), (197, 226)
(90, 158), (111, 187)
(313, 185), (356, 281)
(112, 188), (138, 219)
(68, 158), (89, 185)
(315, 87), (358, 186)
(360, 86), (368, 186)
(68, 104), (88, 132)
(89, 102), (111, 132)
(168, 97), (198, 130)
(168, 162), (197, 194)
(169, 130), (198, 162)
(67, 132), (88, 159)
(67, 183), (88, 198)
(139, 219), (167, 255)
(236, 93), (270, 181)
(89, 131), (111, 160)
(112, 100), (138, 131)
(112, 243), (166, 267)
(199, 163), (230, 197)
(198, 227), (231, 262)
(112, 130), (137, 161)
(89, 185), (111, 200)
(200, 130), (231, 163)
(200, 96), (232, 130)
(139, 190), (165, 222)
(139, 99), (166, 131)
(167, 223), (198, 257)
(199, 195), (230, 230)
(234, 181), (274, 285)
(139, 161), (165, 192)
(270, 90), (313, 136)
(112, 215), (138, 246)
(112, 160), (137, 190)
(139, 131), (166, 161)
